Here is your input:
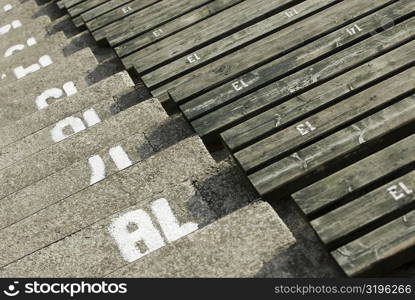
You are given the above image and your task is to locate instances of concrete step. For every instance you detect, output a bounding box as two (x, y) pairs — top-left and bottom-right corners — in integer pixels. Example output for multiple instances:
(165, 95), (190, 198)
(0, 16), (51, 51)
(0, 114), (193, 232)
(0, 33), (71, 86)
(0, 136), (273, 276)
(0, 99), (168, 200)
(0, 31), (67, 66)
(0, 48), (99, 127)
(108, 201), (295, 278)
(0, 71), (133, 148)
(0, 72), (138, 169)
(0, 135), (222, 267)
(0, 0), (43, 22)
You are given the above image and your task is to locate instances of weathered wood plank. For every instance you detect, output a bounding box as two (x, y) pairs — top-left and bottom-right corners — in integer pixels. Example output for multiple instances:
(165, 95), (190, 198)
(72, 15), (83, 27)
(116, 0), (245, 59)
(222, 40), (415, 152)
(332, 209), (415, 277)
(167, 0), (395, 106)
(67, 0), (109, 18)
(248, 93), (415, 196)
(147, 0), (397, 98)
(235, 66), (415, 173)
(81, 0), (133, 23)
(292, 134), (415, 216)
(92, 0), (212, 43)
(62, 0), (85, 9)
(312, 168), (415, 247)
(190, 15), (415, 139)
(140, 0), (337, 88)
(87, 0), (161, 33)
(126, 0), (299, 73)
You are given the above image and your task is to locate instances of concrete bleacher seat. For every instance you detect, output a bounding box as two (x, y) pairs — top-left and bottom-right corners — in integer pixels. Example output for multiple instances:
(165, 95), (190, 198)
(1, 0), (414, 278)
(0, 0), (297, 278)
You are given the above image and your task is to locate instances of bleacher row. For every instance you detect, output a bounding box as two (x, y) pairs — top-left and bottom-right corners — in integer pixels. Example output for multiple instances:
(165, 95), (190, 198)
(0, 0), (414, 277)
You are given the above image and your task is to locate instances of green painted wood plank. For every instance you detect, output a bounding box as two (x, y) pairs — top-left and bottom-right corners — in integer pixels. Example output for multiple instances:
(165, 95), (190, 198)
(332, 209), (415, 276)
(292, 134), (415, 216)
(116, 0), (246, 59)
(190, 15), (415, 139)
(249, 93), (415, 196)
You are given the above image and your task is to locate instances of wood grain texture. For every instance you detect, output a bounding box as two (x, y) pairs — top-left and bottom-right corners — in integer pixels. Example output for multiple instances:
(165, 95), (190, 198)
(126, 0), (298, 73)
(87, 0), (161, 34)
(249, 94), (415, 196)
(293, 134), (415, 216)
(332, 209), (415, 277)
(141, 0), (336, 88)
(190, 16), (415, 139)
(235, 67), (415, 173)
(168, 0), (393, 105)
(117, 0), (246, 59)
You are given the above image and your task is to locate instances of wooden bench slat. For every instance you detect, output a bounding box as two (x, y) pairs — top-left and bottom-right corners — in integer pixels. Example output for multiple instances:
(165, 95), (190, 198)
(87, 0), (161, 34)
(125, 0), (298, 73)
(82, 0), (134, 23)
(93, 0), (213, 43)
(181, 0), (414, 122)
(125, 0), (298, 74)
(292, 134), (415, 216)
(332, 209), (415, 277)
(148, 0), (403, 99)
(222, 40), (415, 152)
(249, 93), (415, 196)
(312, 167), (415, 247)
(116, 0), (245, 59)
(234, 66), (415, 173)
(168, 0), (394, 106)
(68, 0), (109, 18)
(190, 16), (415, 139)
(141, 0), (336, 89)
(62, 0), (85, 9)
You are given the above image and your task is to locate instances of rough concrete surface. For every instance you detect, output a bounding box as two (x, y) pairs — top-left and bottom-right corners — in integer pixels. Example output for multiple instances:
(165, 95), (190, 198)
(108, 201), (295, 278)
(0, 48), (98, 126)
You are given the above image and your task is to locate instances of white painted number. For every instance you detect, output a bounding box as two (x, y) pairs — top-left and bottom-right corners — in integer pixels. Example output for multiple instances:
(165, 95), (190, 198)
(122, 6), (132, 14)
(153, 28), (163, 37)
(88, 145), (133, 185)
(0, 20), (21, 35)
(187, 53), (201, 64)
(109, 198), (198, 262)
(296, 121), (317, 136)
(232, 79), (250, 91)
(285, 8), (299, 18)
(4, 37), (37, 57)
(3, 4), (12, 12)
(387, 182), (413, 201)
(13, 55), (53, 79)
(346, 24), (363, 36)
(36, 82), (77, 110)
(50, 108), (101, 142)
